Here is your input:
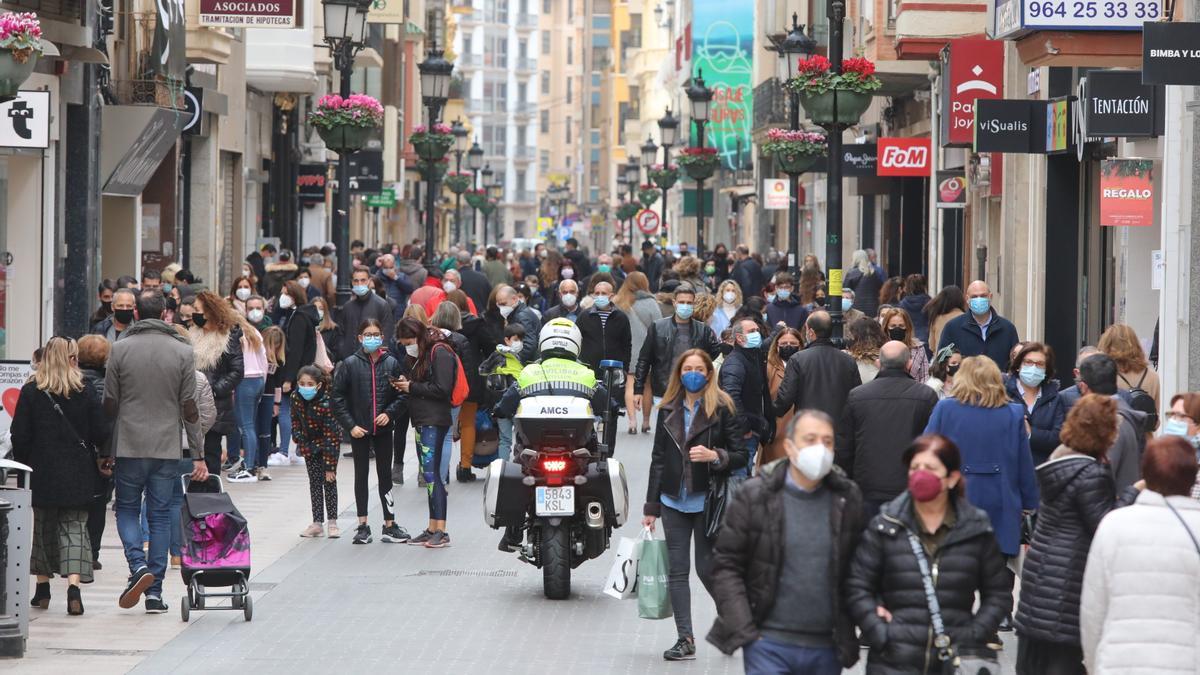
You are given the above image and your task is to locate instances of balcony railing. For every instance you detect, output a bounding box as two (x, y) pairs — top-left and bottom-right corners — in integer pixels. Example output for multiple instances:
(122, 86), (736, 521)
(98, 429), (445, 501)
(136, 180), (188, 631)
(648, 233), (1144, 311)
(752, 78), (790, 132)
(516, 13), (538, 28)
(513, 189), (536, 203)
(465, 99), (504, 114)
(516, 56), (538, 73)
(513, 146), (535, 160)
(458, 53), (483, 68)
(512, 101), (537, 116)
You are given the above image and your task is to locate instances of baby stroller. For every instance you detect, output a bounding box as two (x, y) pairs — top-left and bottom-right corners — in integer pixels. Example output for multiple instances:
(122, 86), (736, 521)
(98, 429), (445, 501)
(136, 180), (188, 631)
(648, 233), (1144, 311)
(179, 475), (253, 622)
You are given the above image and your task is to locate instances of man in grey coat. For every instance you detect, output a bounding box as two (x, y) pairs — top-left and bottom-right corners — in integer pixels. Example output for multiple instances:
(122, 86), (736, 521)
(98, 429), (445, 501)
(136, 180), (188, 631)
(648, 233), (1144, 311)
(1075, 353), (1146, 492)
(102, 289), (206, 614)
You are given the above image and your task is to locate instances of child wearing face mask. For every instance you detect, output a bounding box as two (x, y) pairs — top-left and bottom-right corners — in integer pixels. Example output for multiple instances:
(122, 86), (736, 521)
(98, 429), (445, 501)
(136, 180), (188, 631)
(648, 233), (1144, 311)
(292, 366), (343, 538)
(480, 325), (526, 460)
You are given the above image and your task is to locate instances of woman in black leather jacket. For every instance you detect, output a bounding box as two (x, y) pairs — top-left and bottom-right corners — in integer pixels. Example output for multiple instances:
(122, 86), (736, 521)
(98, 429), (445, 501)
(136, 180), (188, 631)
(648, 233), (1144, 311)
(190, 291), (245, 475)
(846, 434), (1011, 675)
(331, 318), (406, 545)
(1014, 394), (1117, 675)
(641, 348), (747, 662)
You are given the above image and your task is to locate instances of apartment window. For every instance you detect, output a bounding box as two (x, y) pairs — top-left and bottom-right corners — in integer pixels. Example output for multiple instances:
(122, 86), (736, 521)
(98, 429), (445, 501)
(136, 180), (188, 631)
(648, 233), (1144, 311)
(483, 124), (506, 155)
(464, 35), (473, 56)
(485, 0), (508, 22)
(566, 156), (571, 167)
(565, 116), (572, 143)
(519, 38), (528, 58)
(543, 0), (551, 12)
(483, 81), (508, 111)
(541, 71), (550, 94)
(567, 37), (573, 64)
(517, 126), (527, 148)
(568, 0), (573, 15)
(516, 170), (527, 192)
(541, 32), (550, 54)
(485, 35), (508, 67)
(540, 109), (549, 133)
(515, 220), (527, 237)
(566, 77), (572, 104)
(518, 81), (527, 103)
(540, 150), (550, 171)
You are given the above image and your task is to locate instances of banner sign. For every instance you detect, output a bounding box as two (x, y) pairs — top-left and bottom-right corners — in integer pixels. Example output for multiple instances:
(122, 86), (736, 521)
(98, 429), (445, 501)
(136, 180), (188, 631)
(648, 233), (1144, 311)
(200, 0), (295, 27)
(346, 151), (383, 194)
(877, 138), (932, 177)
(941, 39), (1005, 146)
(936, 171), (967, 208)
(1045, 98), (1071, 153)
(1142, 21), (1200, 86)
(0, 91), (50, 149)
(297, 164), (327, 203)
(993, 0), (1161, 38)
(1084, 70), (1162, 137)
(807, 143), (877, 176)
(1100, 159), (1154, 226)
(763, 179), (790, 210)
(691, 0), (753, 170)
(974, 99), (1045, 153)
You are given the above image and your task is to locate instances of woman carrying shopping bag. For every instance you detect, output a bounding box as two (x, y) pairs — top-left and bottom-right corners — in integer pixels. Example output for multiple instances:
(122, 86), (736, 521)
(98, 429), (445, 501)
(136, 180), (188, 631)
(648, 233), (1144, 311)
(642, 348), (747, 661)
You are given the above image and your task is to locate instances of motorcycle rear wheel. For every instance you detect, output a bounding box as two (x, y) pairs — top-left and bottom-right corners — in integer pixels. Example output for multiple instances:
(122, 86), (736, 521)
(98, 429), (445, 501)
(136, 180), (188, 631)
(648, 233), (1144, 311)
(541, 524), (571, 600)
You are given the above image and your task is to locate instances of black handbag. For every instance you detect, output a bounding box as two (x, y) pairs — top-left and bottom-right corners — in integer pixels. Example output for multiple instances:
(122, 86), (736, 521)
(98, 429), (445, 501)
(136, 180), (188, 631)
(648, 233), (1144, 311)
(702, 426), (745, 540)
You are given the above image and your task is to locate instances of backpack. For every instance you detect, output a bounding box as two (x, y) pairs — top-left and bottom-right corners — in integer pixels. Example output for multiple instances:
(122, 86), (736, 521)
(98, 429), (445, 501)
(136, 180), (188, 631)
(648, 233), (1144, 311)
(433, 342), (469, 407)
(1120, 370), (1158, 433)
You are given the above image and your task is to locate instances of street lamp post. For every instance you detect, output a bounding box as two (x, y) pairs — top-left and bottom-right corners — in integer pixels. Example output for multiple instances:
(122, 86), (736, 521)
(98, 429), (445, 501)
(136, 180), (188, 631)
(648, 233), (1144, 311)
(481, 164), (495, 246)
(686, 72), (713, 257)
(451, 118), (469, 247)
(417, 48), (454, 270)
(623, 162), (640, 243)
(772, 13), (817, 271)
(467, 140), (484, 246)
(321, 0), (371, 306)
(616, 175), (629, 244)
(488, 181), (503, 244)
(826, 0), (848, 343)
(639, 136), (658, 243)
(657, 108), (679, 246)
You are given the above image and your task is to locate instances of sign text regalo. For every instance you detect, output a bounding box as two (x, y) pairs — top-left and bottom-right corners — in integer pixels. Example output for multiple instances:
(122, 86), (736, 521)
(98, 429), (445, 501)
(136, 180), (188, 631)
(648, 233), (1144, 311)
(1100, 159), (1154, 227)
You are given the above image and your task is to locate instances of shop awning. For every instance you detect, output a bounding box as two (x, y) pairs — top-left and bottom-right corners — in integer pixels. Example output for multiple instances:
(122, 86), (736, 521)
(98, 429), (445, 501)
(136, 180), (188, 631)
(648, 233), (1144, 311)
(99, 106), (187, 197)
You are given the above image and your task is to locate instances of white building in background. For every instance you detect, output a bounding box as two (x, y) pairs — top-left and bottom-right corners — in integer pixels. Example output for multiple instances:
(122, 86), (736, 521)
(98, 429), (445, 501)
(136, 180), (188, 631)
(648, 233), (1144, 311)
(455, 0), (540, 243)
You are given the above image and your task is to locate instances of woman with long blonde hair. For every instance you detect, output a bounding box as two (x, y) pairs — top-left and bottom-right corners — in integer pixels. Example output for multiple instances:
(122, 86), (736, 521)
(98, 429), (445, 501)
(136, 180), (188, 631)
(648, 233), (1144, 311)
(710, 279), (742, 337)
(642, 348), (748, 662)
(13, 336), (109, 615)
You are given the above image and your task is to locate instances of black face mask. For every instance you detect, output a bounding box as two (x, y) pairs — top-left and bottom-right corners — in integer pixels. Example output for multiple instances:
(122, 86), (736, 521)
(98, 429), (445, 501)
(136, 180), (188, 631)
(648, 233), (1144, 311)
(192, 313), (207, 328)
(813, 295), (826, 308)
(946, 364), (960, 376)
(165, 296), (178, 311)
(719, 343), (735, 357)
(102, 300), (112, 312)
(778, 345), (800, 362)
(113, 309), (135, 325)
(888, 327), (907, 342)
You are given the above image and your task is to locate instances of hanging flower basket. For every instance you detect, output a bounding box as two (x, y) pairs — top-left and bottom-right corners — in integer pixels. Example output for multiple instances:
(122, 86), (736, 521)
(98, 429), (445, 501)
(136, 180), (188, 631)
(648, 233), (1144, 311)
(762, 128), (826, 176)
(615, 201), (641, 221)
(309, 93), (383, 152)
(786, 55), (880, 127)
(410, 123), (454, 162)
(648, 165), (679, 191)
(637, 186), (659, 208)
(0, 12), (43, 99)
(479, 199), (498, 215)
(417, 158), (449, 182)
(678, 147), (719, 182)
(444, 171), (473, 194)
(464, 189), (488, 210)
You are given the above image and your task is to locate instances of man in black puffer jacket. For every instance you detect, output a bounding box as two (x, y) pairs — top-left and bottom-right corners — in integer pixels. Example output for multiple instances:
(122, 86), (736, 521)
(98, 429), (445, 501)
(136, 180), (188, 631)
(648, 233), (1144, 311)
(718, 318), (774, 466)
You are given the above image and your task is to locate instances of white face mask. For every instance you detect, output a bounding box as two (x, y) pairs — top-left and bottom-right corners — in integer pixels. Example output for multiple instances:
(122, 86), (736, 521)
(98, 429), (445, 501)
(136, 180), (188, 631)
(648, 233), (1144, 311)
(248, 308), (265, 323)
(560, 293), (577, 307)
(443, 281), (458, 293)
(499, 304), (515, 318)
(316, 308), (325, 321)
(298, 277), (311, 288)
(790, 442), (834, 481)
(278, 294), (295, 309)
(561, 268), (575, 279)
(241, 268), (252, 278)
(722, 291), (737, 305)
(405, 343), (419, 357)
(235, 287), (251, 301)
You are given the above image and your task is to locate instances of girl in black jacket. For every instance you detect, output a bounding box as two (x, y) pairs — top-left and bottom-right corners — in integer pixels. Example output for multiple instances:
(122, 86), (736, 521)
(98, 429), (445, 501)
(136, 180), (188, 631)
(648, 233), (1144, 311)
(394, 317), (457, 549)
(641, 348), (747, 662)
(331, 318), (407, 545)
(846, 434), (1011, 675)
(191, 291), (245, 476)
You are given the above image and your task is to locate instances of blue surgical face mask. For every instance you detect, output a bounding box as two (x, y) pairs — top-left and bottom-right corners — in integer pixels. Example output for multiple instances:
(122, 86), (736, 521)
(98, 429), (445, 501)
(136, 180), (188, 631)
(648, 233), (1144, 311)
(969, 296), (991, 315)
(362, 336), (383, 352)
(766, 293), (776, 303)
(1164, 418), (1191, 437)
(593, 295), (611, 309)
(744, 331), (762, 349)
(776, 289), (791, 301)
(675, 303), (694, 320)
(681, 370), (708, 393)
(352, 284), (370, 297)
(162, 283), (173, 294)
(1018, 365), (1046, 388)
(298, 385), (319, 401)
(841, 298), (852, 312)
(598, 264), (611, 273)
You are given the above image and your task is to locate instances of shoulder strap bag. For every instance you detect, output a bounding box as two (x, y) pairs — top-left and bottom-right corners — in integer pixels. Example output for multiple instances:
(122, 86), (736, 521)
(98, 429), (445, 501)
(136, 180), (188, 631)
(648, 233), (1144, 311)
(44, 391), (96, 457)
(703, 421), (746, 540)
(904, 528), (1000, 675)
(1164, 498), (1200, 556)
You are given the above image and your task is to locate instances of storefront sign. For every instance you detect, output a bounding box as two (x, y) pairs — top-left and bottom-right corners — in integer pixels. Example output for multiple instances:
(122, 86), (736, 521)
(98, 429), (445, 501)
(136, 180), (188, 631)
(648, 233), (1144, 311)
(365, 188), (396, 208)
(1083, 70), (1161, 137)
(0, 91), (50, 149)
(1100, 159), (1154, 226)
(1045, 98), (1071, 153)
(102, 106), (188, 197)
(297, 163), (327, 203)
(993, 0), (1161, 38)
(1142, 22), (1200, 86)
(842, 143), (877, 176)
(346, 151), (383, 194)
(763, 178), (789, 210)
(200, 0), (295, 27)
(936, 171), (967, 208)
(974, 99), (1045, 153)
(692, 0), (753, 170)
(366, 0), (405, 23)
(182, 87), (203, 136)
(941, 39), (1005, 146)
(877, 138), (931, 177)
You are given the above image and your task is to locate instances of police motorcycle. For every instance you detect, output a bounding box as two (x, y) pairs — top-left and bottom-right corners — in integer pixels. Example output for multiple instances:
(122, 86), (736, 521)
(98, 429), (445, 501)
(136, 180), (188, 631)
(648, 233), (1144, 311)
(483, 319), (629, 599)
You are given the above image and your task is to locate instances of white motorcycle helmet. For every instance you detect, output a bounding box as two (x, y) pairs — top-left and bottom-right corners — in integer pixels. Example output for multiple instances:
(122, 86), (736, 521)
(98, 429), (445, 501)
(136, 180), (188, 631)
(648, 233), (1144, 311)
(538, 318), (582, 360)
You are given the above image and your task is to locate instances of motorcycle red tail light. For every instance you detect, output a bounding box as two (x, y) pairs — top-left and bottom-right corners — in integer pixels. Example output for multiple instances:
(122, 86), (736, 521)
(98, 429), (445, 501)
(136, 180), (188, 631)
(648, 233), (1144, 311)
(541, 458), (568, 473)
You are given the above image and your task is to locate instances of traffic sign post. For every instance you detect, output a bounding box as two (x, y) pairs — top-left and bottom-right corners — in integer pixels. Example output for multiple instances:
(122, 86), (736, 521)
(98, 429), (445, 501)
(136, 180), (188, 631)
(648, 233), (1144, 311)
(365, 187), (396, 208)
(635, 209), (661, 236)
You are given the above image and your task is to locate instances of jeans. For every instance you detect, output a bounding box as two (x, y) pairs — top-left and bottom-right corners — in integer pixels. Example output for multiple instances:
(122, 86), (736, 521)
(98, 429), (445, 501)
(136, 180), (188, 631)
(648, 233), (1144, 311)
(735, 434), (759, 478)
(255, 393), (275, 469)
(234, 377), (265, 467)
(498, 418), (514, 461)
(662, 505), (714, 639)
(168, 459), (194, 557)
(115, 458), (178, 597)
(743, 638), (840, 675)
(417, 425), (450, 521)
(440, 406), (460, 483)
(277, 395), (293, 457)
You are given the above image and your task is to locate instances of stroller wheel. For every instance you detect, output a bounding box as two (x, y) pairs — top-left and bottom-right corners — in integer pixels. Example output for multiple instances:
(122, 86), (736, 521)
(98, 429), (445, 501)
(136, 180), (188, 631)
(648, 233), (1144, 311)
(180, 597), (190, 622)
(195, 592), (205, 611)
(243, 594), (253, 622)
(232, 593), (243, 609)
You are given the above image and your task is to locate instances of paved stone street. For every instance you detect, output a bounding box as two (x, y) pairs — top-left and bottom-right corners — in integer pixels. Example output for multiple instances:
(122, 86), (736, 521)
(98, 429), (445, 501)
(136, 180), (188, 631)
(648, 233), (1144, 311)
(9, 416), (1020, 674)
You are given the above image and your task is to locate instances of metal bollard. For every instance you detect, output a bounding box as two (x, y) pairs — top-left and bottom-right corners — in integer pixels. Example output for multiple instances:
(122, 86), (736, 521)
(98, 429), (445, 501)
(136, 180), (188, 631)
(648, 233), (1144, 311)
(0, 499), (22, 657)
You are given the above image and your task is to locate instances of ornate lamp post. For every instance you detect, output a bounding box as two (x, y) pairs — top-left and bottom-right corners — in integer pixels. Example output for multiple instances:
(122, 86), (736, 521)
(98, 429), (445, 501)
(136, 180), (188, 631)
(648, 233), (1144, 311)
(481, 164), (495, 246)
(417, 48), (453, 269)
(639, 136), (658, 242)
(450, 118), (469, 246)
(466, 140), (484, 245)
(685, 71), (714, 256)
(623, 162), (641, 243)
(487, 181), (504, 244)
(656, 108), (679, 245)
(771, 13), (817, 271)
(320, 0), (371, 305)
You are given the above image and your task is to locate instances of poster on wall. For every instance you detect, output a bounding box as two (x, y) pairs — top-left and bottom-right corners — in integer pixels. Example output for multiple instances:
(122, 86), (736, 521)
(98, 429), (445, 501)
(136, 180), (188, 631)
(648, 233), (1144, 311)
(763, 179), (789, 209)
(935, 171), (967, 208)
(1100, 159), (1154, 227)
(0, 360), (32, 437)
(691, 0), (753, 171)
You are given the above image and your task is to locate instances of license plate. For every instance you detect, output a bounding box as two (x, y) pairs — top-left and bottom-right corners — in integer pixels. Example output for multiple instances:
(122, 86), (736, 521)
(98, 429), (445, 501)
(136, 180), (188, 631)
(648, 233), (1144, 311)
(535, 486), (575, 516)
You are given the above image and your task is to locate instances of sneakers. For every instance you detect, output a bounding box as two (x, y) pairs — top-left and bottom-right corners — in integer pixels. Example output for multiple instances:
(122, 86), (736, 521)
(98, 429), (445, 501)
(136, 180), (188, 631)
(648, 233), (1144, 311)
(380, 523), (411, 543)
(391, 464), (405, 486)
(663, 637), (696, 661)
(326, 521), (341, 538)
(456, 467), (476, 483)
(352, 524), (372, 544)
(144, 596), (168, 614)
(300, 522), (325, 538)
(119, 567), (155, 609)
(290, 454), (305, 466)
(255, 467), (272, 481)
(408, 529), (434, 546)
(266, 453), (288, 467)
(425, 531), (450, 549)
(227, 468), (255, 483)
(223, 457), (244, 474)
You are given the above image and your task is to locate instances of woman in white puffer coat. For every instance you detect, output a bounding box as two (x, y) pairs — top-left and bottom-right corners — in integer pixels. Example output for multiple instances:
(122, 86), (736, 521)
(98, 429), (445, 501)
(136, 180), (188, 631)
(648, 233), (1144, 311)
(1080, 435), (1200, 675)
